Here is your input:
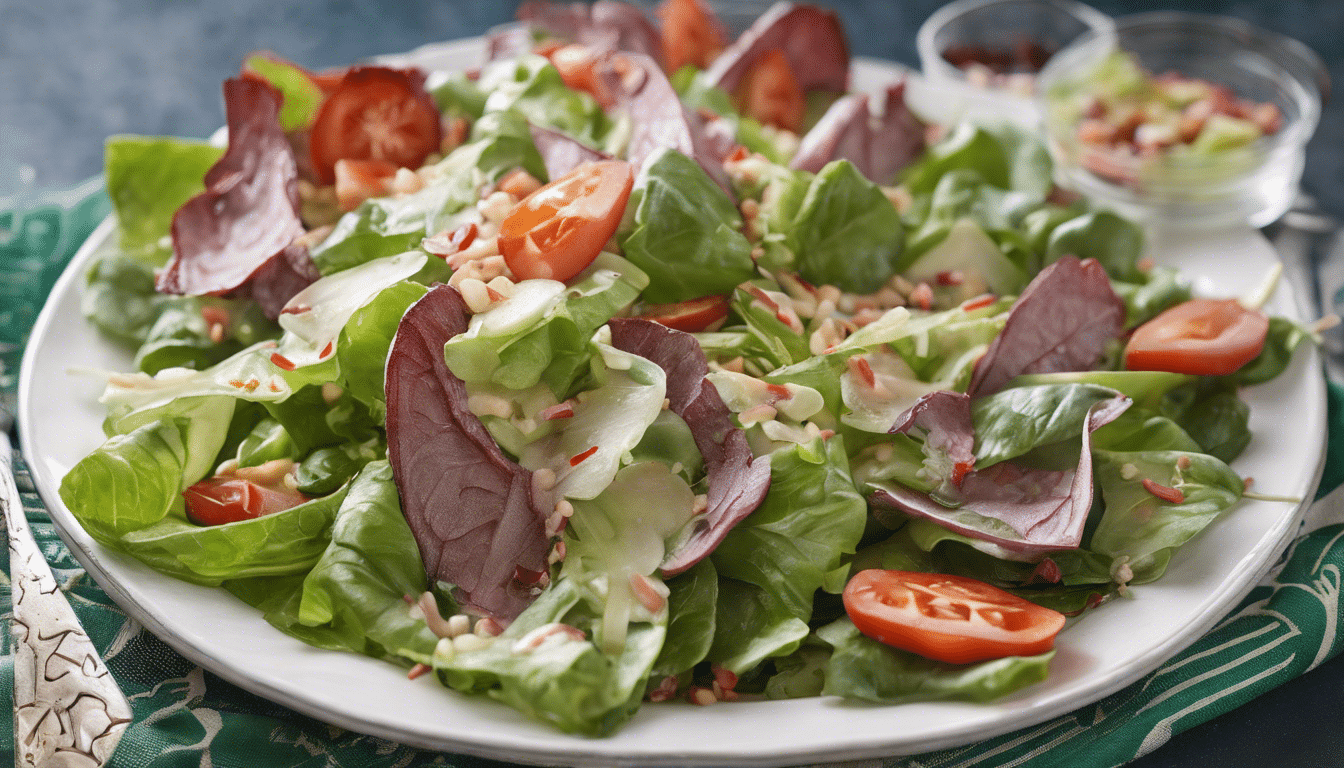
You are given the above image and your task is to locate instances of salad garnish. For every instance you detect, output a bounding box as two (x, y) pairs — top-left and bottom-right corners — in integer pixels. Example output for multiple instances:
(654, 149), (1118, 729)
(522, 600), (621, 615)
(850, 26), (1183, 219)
(59, 0), (1319, 736)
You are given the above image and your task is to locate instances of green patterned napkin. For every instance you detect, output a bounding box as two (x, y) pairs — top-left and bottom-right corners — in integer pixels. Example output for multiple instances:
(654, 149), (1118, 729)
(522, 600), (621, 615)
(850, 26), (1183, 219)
(3, 183), (1343, 768)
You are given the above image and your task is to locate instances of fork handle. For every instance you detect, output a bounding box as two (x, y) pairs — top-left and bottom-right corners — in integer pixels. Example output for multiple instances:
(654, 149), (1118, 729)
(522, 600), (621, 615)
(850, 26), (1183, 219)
(3, 436), (133, 767)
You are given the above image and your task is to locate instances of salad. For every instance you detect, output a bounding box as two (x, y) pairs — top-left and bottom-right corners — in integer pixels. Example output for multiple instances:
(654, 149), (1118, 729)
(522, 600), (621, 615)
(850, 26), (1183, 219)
(59, 0), (1315, 738)
(1044, 48), (1285, 187)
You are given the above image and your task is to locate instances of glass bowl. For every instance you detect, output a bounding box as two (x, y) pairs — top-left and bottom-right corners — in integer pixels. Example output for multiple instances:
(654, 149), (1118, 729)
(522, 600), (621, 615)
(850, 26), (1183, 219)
(1037, 12), (1326, 230)
(917, 0), (1114, 96)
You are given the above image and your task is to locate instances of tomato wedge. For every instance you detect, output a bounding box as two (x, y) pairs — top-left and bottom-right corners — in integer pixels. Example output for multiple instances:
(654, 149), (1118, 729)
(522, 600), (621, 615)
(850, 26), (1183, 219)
(1124, 298), (1269, 376)
(657, 0), (728, 73)
(546, 44), (617, 108)
(843, 569), (1066, 664)
(638, 295), (731, 332)
(734, 49), (806, 133)
(183, 476), (308, 527)
(308, 67), (443, 184)
(498, 160), (634, 282)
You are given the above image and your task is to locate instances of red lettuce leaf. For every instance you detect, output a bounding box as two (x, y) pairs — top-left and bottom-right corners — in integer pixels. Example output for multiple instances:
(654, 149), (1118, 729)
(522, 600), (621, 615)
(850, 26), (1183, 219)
(871, 398), (1128, 558)
(790, 80), (925, 184)
(529, 123), (612, 180)
(887, 390), (975, 495)
(385, 284), (552, 622)
(968, 255), (1126, 397)
(703, 2), (850, 94)
(514, 1), (663, 66)
(597, 52), (734, 194)
(157, 77), (315, 319)
(607, 318), (771, 576)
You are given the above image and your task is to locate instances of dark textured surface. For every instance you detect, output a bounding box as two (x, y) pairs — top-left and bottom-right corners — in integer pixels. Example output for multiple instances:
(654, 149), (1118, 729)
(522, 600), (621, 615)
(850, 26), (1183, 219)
(4, 1), (1343, 766)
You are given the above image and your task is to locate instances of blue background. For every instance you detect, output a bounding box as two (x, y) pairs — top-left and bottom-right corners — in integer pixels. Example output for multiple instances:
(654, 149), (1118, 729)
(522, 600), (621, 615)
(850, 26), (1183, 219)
(3, 1), (1342, 766)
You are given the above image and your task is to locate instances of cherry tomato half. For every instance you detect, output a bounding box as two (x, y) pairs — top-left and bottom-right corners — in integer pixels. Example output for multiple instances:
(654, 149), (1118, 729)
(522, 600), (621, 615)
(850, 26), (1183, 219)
(1124, 298), (1269, 376)
(734, 49), (806, 133)
(498, 160), (634, 283)
(657, 0), (727, 73)
(637, 294), (731, 332)
(843, 569), (1066, 665)
(546, 44), (617, 109)
(183, 476), (308, 527)
(309, 67), (443, 185)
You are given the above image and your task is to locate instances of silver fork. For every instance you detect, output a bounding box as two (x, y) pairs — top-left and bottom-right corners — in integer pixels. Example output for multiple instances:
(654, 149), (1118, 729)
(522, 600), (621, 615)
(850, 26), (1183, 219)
(1, 397), (131, 767)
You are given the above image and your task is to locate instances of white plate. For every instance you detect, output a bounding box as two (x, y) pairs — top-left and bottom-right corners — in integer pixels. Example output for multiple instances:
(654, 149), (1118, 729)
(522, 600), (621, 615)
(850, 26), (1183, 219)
(18, 40), (1327, 767)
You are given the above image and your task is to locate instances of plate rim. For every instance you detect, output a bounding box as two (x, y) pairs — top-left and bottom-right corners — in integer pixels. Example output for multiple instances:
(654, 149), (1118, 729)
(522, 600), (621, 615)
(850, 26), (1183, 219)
(15, 46), (1328, 768)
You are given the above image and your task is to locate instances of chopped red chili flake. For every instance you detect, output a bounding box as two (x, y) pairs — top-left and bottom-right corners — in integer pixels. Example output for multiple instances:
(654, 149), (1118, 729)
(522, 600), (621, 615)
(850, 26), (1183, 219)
(539, 402), (575, 421)
(407, 663), (432, 680)
(270, 352), (296, 371)
(569, 446), (598, 466)
(1142, 478), (1185, 504)
(765, 383), (792, 401)
(847, 356), (876, 388)
(727, 145), (750, 162)
(961, 293), (997, 311)
(951, 460), (974, 486)
(243, 378), (261, 392)
(229, 379), (246, 388)
(320, 341), (334, 359)
(935, 270), (964, 286)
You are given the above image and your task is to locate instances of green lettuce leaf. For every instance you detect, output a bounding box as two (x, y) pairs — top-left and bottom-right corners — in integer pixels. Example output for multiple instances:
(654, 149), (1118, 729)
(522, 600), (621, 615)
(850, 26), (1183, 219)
(817, 618), (1053, 703)
(104, 135), (224, 260)
(791, 160), (903, 294)
(619, 148), (756, 304)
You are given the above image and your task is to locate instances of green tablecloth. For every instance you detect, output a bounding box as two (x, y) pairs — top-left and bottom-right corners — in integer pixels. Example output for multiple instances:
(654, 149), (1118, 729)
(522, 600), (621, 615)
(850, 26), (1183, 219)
(3, 184), (1343, 768)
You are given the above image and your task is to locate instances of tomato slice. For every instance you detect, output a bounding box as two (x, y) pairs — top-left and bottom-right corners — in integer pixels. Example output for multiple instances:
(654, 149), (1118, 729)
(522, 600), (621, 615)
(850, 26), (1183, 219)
(546, 44), (616, 108)
(734, 49), (806, 133)
(183, 476), (307, 526)
(843, 569), (1066, 664)
(308, 67), (443, 185)
(638, 295), (731, 332)
(1124, 298), (1269, 376)
(657, 0), (728, 73)
(498, 160), (634, 283)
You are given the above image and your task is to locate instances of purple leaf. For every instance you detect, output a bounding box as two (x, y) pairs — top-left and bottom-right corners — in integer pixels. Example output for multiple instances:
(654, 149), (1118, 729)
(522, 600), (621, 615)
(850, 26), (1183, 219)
(514, 1), (663, 67)
(385, 285), (552, 622)
(529, 123), (612, 181)
(486, 23), (536, 62)
(158, 78), (314, 320)
(968, 255), (1126, 397)
(871, 398), (1127, 558)
(887, 390), (975, 496)
(607, 318), (771, 576)
(790, 79), (925, 185)
(597, 52), (734, 195)
(703, 2), (850, 94)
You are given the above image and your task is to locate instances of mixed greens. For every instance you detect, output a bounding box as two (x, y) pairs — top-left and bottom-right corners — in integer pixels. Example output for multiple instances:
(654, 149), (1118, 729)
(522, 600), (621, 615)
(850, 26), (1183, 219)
(59, 0), (1312, 738)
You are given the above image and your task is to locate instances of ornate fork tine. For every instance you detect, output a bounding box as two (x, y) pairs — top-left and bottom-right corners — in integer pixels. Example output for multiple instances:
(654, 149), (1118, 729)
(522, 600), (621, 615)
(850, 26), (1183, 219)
(2, 425), (132, 767)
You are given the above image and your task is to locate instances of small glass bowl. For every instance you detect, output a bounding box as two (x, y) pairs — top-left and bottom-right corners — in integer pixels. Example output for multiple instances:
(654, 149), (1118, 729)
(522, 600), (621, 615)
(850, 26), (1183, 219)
(1037, 12), (1326, 230)
(917, 0), (1114, 96)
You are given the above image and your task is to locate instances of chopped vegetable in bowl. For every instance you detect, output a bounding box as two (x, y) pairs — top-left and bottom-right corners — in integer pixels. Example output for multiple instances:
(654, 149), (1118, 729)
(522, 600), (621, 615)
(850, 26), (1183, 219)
(59, 0), (1317, 738)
